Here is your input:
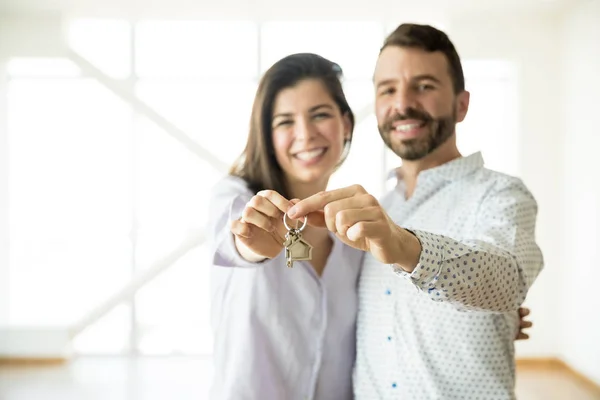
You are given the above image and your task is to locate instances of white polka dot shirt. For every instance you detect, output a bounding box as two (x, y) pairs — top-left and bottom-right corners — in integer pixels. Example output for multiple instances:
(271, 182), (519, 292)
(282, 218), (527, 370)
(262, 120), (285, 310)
(353, 152), (544, 400)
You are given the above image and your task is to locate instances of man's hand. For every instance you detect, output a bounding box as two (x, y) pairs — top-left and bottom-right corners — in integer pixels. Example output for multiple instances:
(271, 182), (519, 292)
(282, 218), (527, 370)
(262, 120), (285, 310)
(287, 184), (421, 270)
(516, 307), (533, 340)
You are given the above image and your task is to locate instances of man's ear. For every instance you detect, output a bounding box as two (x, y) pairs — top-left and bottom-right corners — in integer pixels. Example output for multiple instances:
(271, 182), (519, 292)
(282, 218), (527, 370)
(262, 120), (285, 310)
(455, 90), (470, 123)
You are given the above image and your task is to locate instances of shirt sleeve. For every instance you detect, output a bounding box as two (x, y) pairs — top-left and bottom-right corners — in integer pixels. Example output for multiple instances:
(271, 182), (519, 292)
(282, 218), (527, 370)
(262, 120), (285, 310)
(207, 176), (280, 269)
(393, 178), (544, 312)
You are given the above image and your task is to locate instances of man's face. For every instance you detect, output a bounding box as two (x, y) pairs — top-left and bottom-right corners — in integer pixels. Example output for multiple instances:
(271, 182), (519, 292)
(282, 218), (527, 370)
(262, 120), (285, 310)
(373, 46), (469, 161)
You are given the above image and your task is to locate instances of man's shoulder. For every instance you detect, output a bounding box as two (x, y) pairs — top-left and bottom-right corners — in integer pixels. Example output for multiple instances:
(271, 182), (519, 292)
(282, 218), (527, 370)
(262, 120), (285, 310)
(474, 167), (533, 193)
(466, 167), (539, 210)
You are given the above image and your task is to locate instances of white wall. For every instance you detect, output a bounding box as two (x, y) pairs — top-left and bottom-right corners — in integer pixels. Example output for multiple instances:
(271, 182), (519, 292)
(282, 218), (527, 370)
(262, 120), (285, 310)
(0, 13), (67, 327)
(448, 1), (600, 383)
(447, 12), (564, 358)
(0, 13), (66, 57)
(0, 56), (8, 326)
(560, 0), (600, 385)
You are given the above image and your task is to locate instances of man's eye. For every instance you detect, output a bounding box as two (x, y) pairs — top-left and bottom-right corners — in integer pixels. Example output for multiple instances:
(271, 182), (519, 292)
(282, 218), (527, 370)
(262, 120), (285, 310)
(417, 84), (435, 91)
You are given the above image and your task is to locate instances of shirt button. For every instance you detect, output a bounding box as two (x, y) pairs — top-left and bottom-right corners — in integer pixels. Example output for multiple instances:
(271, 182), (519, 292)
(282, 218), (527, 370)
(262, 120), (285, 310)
(385, 289), (391, 295)
(392, 382), (397, 388)
(387, 336), (392, 341)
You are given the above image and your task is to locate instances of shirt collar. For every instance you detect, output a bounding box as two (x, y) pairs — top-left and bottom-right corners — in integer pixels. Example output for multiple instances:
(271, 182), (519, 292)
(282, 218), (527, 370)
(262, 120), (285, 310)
(386, 152), (485, 186)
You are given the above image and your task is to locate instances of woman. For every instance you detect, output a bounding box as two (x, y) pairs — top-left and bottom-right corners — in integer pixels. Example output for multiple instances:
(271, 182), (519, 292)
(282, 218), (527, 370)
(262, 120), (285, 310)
(208, 53), (359, 400)
(207, 53), (531, 400)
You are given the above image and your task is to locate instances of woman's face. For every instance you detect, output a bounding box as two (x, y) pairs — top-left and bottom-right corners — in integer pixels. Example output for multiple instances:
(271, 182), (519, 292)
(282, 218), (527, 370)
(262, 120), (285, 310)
(271, 78), (351, 190)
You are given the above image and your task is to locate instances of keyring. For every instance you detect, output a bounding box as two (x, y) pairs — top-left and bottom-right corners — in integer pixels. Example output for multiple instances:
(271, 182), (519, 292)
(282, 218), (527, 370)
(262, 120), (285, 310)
(283, 213), (307, 232)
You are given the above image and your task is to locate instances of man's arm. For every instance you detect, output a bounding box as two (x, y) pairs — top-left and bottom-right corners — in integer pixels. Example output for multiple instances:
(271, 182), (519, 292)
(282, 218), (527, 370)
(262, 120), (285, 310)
(392, 180), (543, 312)
(288, 181), (544, 312)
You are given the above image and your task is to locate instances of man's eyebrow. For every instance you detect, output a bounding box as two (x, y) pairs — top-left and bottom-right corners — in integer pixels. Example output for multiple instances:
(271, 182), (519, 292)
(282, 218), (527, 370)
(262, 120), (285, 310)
(375, 79), (396, 88)
(375, 75), (443, 88)
(412, 74), (442, 84)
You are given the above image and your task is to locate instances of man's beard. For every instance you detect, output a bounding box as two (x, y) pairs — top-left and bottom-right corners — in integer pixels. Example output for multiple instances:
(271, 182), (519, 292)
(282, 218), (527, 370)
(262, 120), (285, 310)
(378, 106), (456, 161)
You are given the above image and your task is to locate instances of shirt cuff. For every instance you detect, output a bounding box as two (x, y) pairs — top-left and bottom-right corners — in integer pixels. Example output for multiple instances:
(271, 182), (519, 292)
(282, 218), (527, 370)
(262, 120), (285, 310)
(391, 229), (444, 291)
(213, 194), (271, 268)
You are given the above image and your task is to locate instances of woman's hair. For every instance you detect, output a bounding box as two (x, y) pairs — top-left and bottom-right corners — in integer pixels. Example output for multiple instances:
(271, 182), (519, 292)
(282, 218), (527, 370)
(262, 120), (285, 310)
(229, 53), (355, 199)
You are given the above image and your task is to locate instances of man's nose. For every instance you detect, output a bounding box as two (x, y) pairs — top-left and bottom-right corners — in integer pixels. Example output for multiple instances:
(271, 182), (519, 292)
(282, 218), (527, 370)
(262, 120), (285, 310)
(392, 88), (417, 115)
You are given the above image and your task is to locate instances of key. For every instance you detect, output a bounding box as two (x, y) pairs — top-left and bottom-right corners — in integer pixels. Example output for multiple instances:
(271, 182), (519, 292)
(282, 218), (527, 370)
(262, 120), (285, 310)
(284, 229), (299, 268)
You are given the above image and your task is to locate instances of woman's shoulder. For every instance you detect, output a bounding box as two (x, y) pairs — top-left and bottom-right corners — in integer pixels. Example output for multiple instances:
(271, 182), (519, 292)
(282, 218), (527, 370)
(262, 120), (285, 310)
(211, 174), (253, 199)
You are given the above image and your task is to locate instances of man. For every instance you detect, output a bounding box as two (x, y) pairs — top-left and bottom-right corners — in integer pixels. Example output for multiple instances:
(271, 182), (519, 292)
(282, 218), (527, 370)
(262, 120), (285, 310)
(287, 23), (544, 399)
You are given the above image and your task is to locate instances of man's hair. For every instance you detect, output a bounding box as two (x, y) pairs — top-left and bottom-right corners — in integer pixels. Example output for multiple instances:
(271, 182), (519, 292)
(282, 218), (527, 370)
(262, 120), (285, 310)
(382, 23), (465, 94)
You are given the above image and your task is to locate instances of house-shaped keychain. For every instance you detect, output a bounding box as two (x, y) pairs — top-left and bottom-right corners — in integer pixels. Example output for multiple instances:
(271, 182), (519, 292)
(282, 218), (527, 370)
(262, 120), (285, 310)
(284, 234), (313, 267)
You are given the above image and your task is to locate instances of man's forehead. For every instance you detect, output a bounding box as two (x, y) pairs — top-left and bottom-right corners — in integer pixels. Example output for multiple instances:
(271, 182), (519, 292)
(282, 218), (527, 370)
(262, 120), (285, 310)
(373, 46), (448, 82)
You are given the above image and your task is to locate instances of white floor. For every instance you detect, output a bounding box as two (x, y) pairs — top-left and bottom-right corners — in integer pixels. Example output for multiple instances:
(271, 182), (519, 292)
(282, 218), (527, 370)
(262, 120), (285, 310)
(1, 356), (598, 400)
(0, 357), (214, 400)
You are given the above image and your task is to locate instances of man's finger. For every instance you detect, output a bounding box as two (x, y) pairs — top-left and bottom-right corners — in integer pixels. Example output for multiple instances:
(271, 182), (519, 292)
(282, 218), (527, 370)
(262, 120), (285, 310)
(335, 207), (382, 237)
(518, 307), (530, 317)
(519, 320), (533, 329)
(346, 221), (386, 243)
(304, 210), (327, 228)
(516, 332), (529, 341)
(287, 184), (367, 218)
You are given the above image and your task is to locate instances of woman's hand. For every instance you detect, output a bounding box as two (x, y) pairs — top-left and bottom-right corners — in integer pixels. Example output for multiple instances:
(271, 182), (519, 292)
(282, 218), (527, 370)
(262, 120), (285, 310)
(230, 190), (298, 262)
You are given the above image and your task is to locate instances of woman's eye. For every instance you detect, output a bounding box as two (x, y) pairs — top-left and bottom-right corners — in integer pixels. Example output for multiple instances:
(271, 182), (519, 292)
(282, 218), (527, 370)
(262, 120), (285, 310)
(276, 120), (293, 127)
(313, 113), (331, 120)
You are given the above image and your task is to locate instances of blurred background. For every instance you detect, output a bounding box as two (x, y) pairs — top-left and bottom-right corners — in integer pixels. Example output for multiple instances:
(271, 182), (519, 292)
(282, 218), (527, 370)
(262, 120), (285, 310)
(0, 0), (599, 398)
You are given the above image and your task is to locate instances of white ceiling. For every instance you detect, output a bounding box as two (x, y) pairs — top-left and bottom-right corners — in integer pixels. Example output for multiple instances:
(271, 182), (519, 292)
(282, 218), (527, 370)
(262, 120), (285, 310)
(0, 0), (578, 19)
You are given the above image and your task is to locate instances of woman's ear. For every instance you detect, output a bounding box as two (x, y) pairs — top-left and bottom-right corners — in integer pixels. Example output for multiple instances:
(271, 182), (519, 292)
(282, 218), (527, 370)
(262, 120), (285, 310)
(342, 112), (352, 141)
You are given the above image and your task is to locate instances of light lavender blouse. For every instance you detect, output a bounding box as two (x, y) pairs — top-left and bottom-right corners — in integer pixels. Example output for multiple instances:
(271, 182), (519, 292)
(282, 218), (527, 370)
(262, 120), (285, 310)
(207, 175), (363, 400)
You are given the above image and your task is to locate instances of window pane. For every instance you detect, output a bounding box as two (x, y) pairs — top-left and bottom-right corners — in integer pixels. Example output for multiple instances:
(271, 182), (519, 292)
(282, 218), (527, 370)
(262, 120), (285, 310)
(261, 22), (383, 79)
(7, 58), (81, 77)
(72, 304), (132, 355)
(343, 80), (375, 117)
(385, 19), (449, 35)
(135, 245), (212, 355)
(135, 80), (256, 167)
(135, 21), (258, 78)
(458, 61), (518, 175)
(8, 79), (133, 327)
(67, 18), (131, 79)
(133, 114), (223, 272)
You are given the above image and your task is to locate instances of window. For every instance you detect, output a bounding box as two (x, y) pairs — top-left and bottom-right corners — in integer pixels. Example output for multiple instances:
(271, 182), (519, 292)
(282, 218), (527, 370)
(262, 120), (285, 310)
(135, 21), (258, 78)
(4, 18), (519, 358)
(458, 60), (519, 176)
(67, 19), (131, 79)
(260, 22), (383, 79)
(7, 77), (133, 329)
